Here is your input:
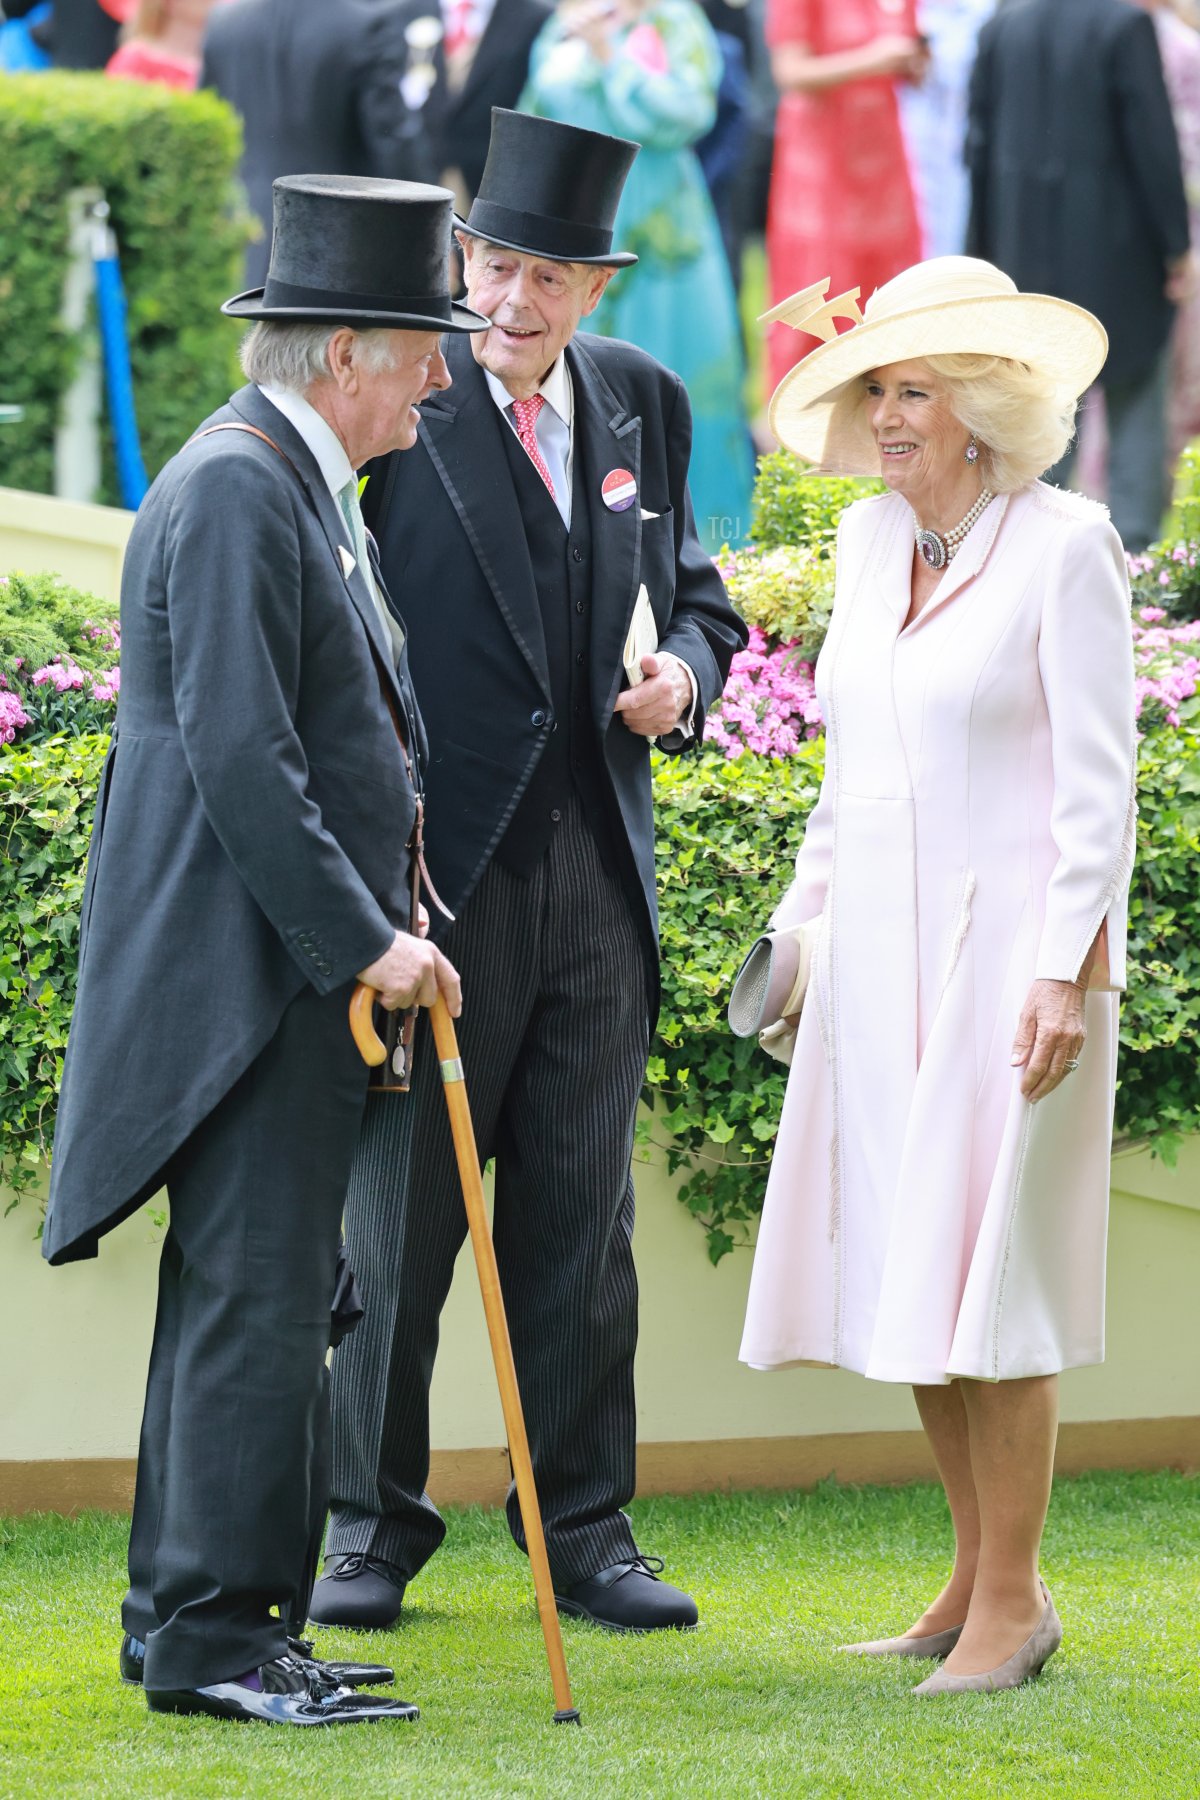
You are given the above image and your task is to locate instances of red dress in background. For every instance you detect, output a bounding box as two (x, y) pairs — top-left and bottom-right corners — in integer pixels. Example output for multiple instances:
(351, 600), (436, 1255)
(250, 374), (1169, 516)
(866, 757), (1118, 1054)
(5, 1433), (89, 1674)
(766, 0), (922, 393)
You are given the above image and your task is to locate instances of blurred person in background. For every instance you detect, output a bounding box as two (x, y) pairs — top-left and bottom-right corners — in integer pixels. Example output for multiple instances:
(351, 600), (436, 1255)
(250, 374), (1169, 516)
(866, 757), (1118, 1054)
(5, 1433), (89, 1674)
(200, 0), (418, 287)
(899, 0), (995, 259)
(106, 0), (220, 87)
(966, 0), (1192, 551)
(390, 0), (551, 215)
(765, 0), (925, 395)
(521, 0), (754, 549)
(1077, 0), (1200, 498)
(693, 0), (755, 283)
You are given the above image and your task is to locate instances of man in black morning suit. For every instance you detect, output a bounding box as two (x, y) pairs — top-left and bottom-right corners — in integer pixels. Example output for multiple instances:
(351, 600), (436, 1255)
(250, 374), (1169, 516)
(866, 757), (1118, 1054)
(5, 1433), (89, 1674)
(392, 0), (551, 208)
(313, 111), (746, 1636)
(200, 0), (423, 288)
(42, 175), (481, 1725)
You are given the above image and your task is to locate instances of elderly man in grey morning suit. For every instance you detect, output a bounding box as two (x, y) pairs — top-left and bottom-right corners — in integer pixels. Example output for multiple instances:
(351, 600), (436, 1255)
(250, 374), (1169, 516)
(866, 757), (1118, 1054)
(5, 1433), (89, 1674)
(42, 175), (483, 1728)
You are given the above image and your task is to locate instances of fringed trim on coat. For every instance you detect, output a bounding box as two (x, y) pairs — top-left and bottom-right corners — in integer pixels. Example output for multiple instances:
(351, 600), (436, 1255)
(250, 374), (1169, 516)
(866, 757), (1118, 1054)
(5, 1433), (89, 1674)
(1068, 741), (1139, 981)
(940, 868), (977, 1001)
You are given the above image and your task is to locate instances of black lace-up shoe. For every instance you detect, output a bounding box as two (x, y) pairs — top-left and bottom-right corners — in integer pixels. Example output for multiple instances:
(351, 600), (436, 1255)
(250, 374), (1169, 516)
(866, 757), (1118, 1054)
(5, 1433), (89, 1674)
(287, 1635), (394, 1688)
(555, 1556), (699, 1633)
(144, 1652), (418, 1725)
(307, 1553), (408, 1629)
(121, 1630), (394, 1691)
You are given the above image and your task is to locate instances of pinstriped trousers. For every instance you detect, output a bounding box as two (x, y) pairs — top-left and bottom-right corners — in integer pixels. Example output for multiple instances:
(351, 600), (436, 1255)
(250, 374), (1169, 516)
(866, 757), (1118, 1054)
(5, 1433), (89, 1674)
(327, 796), (649, 1588)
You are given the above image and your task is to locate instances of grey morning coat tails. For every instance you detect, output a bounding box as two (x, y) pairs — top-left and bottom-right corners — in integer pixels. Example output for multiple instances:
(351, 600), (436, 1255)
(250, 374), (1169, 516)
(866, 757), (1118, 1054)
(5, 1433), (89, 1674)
(42, 383), (425, 1265)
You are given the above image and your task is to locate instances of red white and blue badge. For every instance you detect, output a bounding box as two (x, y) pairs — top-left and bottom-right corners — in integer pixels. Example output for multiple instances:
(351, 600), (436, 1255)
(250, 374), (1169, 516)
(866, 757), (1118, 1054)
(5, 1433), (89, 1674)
(601, 467), (637, 512)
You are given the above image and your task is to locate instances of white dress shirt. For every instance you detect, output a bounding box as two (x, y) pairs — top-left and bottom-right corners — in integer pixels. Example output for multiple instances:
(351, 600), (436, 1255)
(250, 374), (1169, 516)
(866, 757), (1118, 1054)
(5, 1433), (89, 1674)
(485, 356), (697, 735)
(258, 384), (405, 666)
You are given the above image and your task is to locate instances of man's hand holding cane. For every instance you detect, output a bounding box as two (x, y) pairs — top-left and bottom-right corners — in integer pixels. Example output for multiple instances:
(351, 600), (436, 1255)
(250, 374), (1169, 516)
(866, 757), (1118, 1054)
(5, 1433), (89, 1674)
(357, 929), (461, 1017)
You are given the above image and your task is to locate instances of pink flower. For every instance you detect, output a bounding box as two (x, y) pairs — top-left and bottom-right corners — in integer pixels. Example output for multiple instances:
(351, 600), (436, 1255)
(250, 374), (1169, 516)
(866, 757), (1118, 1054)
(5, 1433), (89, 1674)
(705, 640), (825, 758)
(1139, 606), (1167, 623)
(31, 657), (87, 691)
(0, 688), (29, 743)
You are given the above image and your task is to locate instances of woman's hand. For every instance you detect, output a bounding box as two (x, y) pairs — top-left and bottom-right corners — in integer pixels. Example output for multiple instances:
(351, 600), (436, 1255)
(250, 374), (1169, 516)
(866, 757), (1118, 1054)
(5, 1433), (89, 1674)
(561, 0), (620, 59)
(1010, 978), (1086, 1102)
(860, 34), (927, 81)
(772, 35), (925, 95)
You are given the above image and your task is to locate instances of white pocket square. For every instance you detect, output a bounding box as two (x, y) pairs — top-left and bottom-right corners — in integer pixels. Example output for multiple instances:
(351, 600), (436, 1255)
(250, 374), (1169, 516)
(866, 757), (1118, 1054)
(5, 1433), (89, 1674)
(623, 584), (658, 686)
(337, 545), (356, 579)
(640, 507), (659, 520)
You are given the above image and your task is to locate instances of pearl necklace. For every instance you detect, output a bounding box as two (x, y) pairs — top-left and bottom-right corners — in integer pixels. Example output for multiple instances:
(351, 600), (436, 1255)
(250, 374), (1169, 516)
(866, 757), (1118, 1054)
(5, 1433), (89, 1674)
(914, 488), (995, 571)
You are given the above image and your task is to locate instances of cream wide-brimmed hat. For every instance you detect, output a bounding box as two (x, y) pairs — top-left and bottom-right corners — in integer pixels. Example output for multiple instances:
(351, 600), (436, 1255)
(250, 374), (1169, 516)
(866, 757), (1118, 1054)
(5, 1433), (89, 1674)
(765, 257), (1108, 476)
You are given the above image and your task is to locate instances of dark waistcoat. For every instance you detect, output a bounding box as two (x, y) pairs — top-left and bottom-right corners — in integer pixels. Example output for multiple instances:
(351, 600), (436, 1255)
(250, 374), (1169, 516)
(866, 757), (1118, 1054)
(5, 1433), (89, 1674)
(493, 413), (618, 875)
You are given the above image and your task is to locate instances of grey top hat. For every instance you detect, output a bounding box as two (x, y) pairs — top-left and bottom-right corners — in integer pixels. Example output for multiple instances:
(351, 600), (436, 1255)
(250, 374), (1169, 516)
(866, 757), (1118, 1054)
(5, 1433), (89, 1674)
(223, 174), (488, 332)
(456, 110), (639, 267)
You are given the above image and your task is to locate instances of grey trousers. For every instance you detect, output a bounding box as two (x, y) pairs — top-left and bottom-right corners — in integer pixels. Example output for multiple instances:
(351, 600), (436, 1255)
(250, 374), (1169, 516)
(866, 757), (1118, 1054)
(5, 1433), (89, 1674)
(327, 796), (649, 1589)
(122, 978), (369, 1690)
(1051, 347), (1172, 552)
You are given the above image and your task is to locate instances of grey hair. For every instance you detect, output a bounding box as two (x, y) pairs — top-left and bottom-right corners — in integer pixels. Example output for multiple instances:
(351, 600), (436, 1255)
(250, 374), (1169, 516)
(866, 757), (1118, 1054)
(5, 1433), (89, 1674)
(238, 321), (399, 391)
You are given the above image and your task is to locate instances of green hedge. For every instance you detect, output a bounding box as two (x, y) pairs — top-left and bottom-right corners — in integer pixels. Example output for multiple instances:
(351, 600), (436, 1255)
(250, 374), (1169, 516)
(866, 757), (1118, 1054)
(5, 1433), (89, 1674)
(0, 74), (249, 503)
(0, 732), (101, 1205)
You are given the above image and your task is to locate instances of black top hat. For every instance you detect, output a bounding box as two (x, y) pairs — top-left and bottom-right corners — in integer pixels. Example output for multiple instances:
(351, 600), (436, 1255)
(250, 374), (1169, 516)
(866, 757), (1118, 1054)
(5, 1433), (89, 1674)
(456, 110), (639, 268)
(223, 174), (487, 332)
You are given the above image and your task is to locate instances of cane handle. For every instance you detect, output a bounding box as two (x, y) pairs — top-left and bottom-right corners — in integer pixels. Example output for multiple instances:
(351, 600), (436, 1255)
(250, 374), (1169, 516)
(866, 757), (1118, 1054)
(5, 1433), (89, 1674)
(349, 982), (388, 1066)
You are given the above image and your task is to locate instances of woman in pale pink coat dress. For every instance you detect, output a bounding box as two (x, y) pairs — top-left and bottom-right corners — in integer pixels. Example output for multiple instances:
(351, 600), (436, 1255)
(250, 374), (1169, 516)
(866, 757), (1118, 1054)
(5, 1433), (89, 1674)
(742, 260), (1136, 1696)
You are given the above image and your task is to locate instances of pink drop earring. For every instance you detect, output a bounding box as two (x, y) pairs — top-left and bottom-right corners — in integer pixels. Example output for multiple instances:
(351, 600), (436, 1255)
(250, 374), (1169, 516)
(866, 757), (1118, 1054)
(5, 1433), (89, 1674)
(965, 434), (980, 464)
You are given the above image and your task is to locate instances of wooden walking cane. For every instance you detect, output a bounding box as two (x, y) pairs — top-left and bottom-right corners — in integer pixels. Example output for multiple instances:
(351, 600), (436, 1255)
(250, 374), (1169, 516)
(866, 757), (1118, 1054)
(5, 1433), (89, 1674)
(349, 982), (581, 1727)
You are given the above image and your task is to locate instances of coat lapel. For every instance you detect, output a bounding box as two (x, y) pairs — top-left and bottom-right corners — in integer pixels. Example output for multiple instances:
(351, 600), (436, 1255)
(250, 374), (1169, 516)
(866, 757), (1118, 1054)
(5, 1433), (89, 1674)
(908, 493), (1011, 629)
(417, 341), (551, 701)
(873, 491), (1012, 635)
(228, 387), (407, 710)
(567, 339), (643, 723)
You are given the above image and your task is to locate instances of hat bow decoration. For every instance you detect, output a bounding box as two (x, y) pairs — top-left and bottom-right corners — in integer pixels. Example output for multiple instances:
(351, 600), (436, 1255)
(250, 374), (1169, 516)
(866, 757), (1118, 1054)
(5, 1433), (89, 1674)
(759, 279), (864, 343)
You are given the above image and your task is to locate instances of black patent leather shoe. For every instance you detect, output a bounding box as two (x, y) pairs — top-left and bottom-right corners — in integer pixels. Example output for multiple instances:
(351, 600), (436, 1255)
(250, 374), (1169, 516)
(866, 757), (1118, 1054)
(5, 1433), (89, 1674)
(287, 1635), (394, 1689)
(145, 1653), (418, 1726)
(307, 1553), (407, 1629)
(556, 1556), (699, 1633)
(121, 1630), (393, 1692)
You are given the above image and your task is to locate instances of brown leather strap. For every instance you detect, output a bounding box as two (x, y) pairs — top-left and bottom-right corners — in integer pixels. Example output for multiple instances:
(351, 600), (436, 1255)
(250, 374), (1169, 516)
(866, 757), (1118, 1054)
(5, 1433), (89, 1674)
(191, 420), (304, 480)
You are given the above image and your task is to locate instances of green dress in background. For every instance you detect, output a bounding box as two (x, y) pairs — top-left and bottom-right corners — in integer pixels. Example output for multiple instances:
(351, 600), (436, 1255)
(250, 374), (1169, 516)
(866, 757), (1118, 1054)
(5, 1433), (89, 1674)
(520, 1), (754, 551)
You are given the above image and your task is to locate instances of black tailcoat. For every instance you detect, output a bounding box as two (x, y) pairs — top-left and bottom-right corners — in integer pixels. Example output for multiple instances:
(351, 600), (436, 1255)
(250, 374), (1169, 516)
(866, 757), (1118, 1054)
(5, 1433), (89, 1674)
(43, 384), (424, 1265)
(362, 331), (746, 1018)
(966, 0), (1190, 386)
(200, 0), (423, 288)
(391, 0), (552, 203)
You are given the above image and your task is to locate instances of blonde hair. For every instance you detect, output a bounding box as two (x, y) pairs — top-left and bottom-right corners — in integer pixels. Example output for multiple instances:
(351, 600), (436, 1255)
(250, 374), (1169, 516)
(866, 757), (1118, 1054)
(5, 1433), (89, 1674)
(832, 354), (1078, 492)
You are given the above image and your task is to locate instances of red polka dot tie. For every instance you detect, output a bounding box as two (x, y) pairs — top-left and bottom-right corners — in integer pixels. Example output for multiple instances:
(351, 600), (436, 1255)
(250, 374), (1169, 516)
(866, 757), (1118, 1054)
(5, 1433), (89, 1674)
(511, 394), (557, 503)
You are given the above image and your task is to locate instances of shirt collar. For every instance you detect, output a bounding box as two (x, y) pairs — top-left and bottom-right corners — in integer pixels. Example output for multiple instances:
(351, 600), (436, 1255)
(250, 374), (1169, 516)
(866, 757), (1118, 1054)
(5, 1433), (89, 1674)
(441, 0), (497, 26)
(483, 353), (573, 431)
(258, 384), (355, 502)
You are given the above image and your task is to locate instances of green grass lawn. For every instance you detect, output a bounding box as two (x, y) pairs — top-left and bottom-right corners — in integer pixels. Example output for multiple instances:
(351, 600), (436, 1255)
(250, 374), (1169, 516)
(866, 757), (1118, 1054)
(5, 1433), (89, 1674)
(1, 1475), (1197, 1799)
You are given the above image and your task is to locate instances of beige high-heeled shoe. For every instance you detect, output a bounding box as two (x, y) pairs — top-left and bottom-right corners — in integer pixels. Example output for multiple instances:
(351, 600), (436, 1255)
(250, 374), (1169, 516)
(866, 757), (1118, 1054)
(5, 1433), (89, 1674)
(911, 1584), (1062, 1697)
(837, 1623), (964, 1659)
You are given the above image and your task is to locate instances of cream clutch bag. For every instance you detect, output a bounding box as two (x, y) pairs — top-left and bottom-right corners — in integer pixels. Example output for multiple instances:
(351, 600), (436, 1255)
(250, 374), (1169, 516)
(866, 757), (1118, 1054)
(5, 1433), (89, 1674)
(623, 584), (658, 686)
(728, 919), (821, 1064)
